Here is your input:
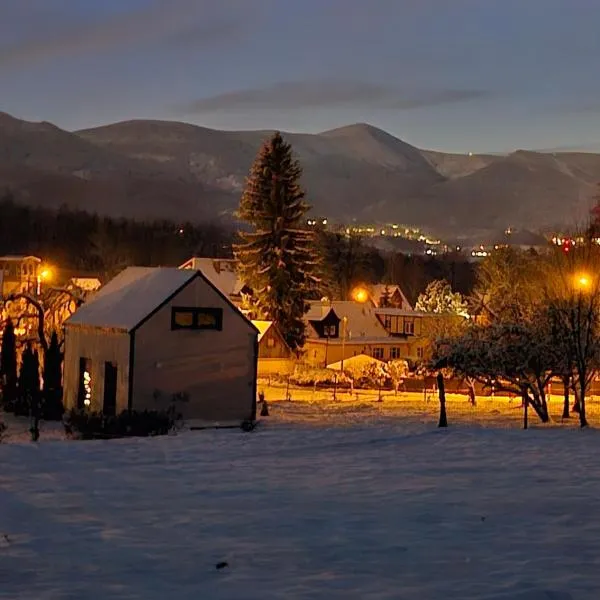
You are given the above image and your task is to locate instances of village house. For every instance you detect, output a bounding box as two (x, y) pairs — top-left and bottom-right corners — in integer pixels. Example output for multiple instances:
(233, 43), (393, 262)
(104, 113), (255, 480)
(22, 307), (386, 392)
(0, 255), (44, 296)
(253, 320), (294, 376)
(63, 267), (259, 424)
(303, 300), (427, 367)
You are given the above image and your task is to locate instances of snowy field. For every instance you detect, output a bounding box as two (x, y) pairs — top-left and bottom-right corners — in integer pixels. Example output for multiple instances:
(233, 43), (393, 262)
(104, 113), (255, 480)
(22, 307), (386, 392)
(1, 398), (599, 599)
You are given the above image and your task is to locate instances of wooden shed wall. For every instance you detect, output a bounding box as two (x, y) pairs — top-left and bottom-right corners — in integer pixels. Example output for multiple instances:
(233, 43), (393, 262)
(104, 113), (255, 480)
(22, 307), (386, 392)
(132, 276), (257, 422)
(63, 326), (130, 413)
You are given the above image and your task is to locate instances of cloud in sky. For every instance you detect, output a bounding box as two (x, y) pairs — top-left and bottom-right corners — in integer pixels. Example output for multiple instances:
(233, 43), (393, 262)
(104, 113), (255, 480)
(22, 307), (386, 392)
(0, 0), (248, 69)
(183, 81), (489, 113)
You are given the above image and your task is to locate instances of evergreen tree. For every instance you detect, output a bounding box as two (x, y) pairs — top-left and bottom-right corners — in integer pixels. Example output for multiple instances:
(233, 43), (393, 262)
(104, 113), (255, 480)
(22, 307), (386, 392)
(234, 132), (319, 350)
(16, 343), (41, 420)
(42, 331), (64, 420)
(0, 318), (18, 412)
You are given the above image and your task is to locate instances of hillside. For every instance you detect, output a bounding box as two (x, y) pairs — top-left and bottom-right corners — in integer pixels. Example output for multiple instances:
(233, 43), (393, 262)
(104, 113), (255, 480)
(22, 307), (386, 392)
(2, 110), (600, 235)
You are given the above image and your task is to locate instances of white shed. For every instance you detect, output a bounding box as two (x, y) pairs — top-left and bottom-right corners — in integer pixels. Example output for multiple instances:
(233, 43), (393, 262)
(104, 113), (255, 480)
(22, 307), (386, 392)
(63, 267), (259, 424)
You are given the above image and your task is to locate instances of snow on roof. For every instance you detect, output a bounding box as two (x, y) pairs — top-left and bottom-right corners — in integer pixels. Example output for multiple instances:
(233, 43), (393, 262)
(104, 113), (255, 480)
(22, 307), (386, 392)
(330, 301), (388, 339)
(66, 267), (197, 331)
(180, 257), (244, 296)
(305, 303), (337, 322)
(0, 255), (41, 262)
(370, 284), (413, 309)
(252, 320), (273, 342)
(327, 353), (385, 370)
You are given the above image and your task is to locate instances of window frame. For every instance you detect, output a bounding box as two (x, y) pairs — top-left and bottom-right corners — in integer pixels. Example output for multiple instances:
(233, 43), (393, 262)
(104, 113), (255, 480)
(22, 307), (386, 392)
(390, 347), (401, 360)
(171, 307), (223, 331)
(372, 347), (384, 360)
(404, 319), (415, 335)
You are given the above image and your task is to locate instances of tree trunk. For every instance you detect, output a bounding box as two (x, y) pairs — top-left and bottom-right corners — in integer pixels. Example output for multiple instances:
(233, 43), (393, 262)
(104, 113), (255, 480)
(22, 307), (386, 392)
(579, 384), (589, 428)
(562, 376), (570, 419)
(522, 392), (528, 430)
(466, 378), (476, 406)
(437, 372), (448, 428)
(572, 386), (581, 414)
(527, 389), (550, 423)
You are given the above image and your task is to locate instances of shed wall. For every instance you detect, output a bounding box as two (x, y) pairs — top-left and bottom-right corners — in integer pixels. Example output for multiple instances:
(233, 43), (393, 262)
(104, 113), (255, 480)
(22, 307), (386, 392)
(63, 326), (130, 413)
(132, 276), (257, 422)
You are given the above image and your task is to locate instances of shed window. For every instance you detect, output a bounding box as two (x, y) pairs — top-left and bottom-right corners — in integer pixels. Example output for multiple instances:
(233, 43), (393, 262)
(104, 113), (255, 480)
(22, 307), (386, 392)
(171, 307), (223, 331)
(266, 337), (276, 348)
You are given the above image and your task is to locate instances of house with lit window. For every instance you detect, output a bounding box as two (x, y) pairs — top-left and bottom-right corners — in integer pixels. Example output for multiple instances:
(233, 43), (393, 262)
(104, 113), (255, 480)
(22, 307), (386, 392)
(302, 300), (427, 367)
(63, 267), (259, 424)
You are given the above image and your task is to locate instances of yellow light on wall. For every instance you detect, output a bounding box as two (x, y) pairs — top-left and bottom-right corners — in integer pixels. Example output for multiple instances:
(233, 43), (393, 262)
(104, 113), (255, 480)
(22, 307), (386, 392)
(351, 287), (369, 303)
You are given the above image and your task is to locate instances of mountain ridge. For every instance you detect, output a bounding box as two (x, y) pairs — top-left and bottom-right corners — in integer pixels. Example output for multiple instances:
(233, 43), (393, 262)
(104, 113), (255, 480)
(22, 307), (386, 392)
(1, 111), (599, 235)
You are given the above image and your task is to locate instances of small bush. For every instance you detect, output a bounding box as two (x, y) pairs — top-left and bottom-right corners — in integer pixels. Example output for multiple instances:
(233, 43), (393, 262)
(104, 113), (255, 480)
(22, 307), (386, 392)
(63, 407), (181, 440)
(289, 366), (352, 387)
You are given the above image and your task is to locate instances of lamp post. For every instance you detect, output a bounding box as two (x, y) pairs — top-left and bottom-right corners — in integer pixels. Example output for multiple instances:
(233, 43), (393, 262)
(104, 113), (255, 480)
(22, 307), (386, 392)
(341, 316), (348, 371)
(36, 267), (52, 296)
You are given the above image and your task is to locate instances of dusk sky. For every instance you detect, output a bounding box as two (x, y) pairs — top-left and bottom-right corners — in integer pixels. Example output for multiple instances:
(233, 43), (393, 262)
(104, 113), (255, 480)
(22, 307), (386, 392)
(2, 0), (600, 153)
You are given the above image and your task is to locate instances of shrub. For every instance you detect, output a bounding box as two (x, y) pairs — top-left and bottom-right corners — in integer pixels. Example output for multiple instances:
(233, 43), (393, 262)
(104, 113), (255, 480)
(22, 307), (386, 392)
(63, 407), (181, 440)
(289, 365), (352, 387)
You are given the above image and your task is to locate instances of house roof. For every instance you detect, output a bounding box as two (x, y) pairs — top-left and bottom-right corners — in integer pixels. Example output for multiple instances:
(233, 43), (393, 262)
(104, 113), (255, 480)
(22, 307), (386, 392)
(327, 353), (385, 370)
(305, 300), (389, 340)
(370, 284), (413, 309)
(252, 320), (273, 342)
(305, 303), (337, 322)
(66, 267), (197, 331)
(180, 257), (244, 296)
(0, 255), (41, 262)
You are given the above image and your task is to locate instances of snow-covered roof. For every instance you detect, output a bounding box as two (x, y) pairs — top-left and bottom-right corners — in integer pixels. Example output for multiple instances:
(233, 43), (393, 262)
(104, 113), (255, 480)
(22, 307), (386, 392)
(327, 353), (385, 370)
(252, 320), (273, 342)
(305, 303), (337, 322)
(66, 267), (198, 331)
(330, 300), (388, 339)
(370, 284), (413, 310)
(180, 257), (244, 296)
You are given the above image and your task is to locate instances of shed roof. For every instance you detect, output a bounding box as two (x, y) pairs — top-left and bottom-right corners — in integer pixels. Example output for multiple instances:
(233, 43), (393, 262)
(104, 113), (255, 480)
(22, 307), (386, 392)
(67, 267), (196, 331)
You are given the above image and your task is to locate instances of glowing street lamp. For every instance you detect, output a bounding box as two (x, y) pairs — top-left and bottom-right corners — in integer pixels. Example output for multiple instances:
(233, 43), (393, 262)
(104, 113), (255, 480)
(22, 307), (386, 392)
(351, 286), (369, 303)
(36, 265), (53, 295)
(574, 273), (592, 292)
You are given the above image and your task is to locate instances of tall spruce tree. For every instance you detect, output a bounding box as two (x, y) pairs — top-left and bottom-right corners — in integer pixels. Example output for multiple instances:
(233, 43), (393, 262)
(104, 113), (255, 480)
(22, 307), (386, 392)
(0, 318), (18, 412)
(235, 132), (319, 350)
(43, 331), (64, 420)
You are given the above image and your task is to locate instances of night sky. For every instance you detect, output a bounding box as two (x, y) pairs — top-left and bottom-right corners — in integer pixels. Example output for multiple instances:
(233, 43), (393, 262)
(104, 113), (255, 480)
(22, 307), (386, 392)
(2, 0), (600, 153)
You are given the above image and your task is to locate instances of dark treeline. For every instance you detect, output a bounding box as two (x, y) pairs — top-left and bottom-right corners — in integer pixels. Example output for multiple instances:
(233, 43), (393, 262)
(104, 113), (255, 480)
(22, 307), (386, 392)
(0, 195), (475, 297)
(0, 196), (234, 279)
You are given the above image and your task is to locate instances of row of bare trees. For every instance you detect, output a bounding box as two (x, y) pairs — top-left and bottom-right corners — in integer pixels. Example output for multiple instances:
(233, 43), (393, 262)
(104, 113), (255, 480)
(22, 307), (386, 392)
(431, 238), (600, 428)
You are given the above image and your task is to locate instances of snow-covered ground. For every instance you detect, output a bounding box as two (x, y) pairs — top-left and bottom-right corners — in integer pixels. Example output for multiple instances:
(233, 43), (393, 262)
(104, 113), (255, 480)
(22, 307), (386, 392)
(1, 398), (599, 599)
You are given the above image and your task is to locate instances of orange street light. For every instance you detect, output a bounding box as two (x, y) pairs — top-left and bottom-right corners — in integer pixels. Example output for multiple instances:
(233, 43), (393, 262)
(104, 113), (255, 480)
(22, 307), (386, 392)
(351, 286), (369, 303)
(574, 273), (592, 292)
(40, 267), (53, 281)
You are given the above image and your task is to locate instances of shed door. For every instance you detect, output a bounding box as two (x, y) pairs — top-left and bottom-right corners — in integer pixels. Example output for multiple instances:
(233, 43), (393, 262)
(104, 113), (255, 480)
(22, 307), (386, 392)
(103, 362), (118, 416)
